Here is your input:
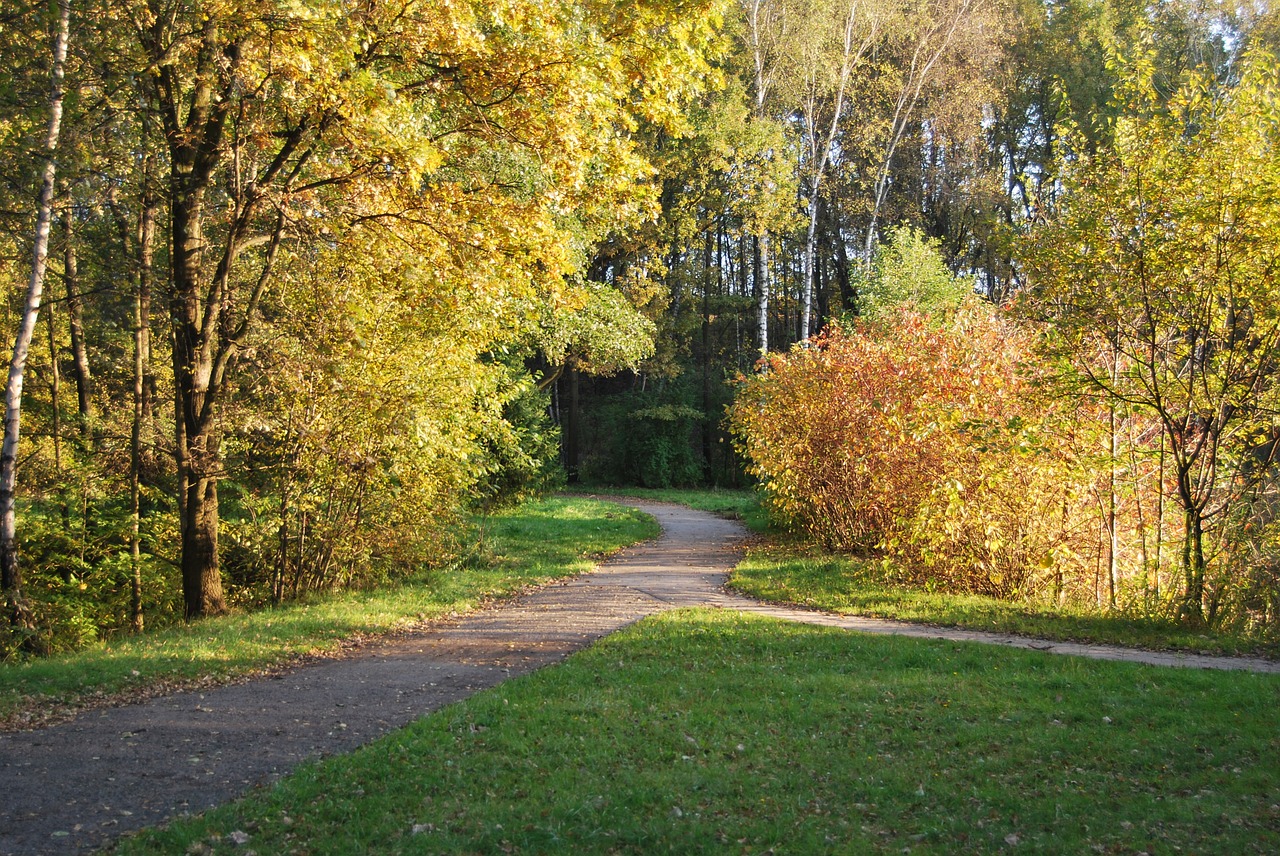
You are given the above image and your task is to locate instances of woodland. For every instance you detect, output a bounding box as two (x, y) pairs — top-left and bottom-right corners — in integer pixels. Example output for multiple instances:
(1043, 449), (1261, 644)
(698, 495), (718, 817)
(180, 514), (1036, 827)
(0, 0), (1277, 656)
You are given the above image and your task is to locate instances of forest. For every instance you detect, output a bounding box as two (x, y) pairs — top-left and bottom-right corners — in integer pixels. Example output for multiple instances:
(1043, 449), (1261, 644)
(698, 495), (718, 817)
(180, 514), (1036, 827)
(0, 0), (1276, 656)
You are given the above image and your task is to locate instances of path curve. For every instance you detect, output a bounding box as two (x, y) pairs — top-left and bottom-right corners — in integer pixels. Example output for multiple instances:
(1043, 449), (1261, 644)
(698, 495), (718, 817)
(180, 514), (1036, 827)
(1, 500), (1276, 854)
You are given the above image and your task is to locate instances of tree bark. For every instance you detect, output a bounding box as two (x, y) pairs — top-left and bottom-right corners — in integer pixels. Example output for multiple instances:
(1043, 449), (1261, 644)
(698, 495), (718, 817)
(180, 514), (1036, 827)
(141, 15), (283, 618)
(701, 227), (714, 483)
(1, 0), (71, 622)
(181, 465), (225, 618)
(754, 235), (769, 363)
(129, 181), (157, 633)
(169, 166), (230, 618)
(564, 362), (581, 484)
(1180, 501), (1205, 625)
(46, 302), (62, 476)
(62, 212), (93, 430)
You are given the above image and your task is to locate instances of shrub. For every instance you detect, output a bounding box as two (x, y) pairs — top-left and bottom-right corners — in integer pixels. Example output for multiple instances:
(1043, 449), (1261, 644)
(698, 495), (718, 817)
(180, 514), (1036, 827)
(730, 308), (1104, 600)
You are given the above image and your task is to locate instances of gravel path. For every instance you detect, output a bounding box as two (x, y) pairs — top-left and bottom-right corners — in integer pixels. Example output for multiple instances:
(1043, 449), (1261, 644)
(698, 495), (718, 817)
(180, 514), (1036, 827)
(1, 499), (1275, 854)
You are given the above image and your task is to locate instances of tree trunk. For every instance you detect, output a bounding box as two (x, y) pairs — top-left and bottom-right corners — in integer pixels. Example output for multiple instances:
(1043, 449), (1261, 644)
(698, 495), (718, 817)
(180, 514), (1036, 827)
(564, 362), (581, 484)
(170, 186), (230, 619)
(181, 464), (225, 618)
(701, 228), (714, 483)
(754, 235), (769, 363)
(129, 185), (157, 633)
(62, 212), (92, 430)
(1180, 501), (1206, 626)
(801, 192), (819, 342)
(1107, 342), (1119, 609)
(1, 0), (71, 623)
(46, 303), (61, 476)
(1155, 431), (1165, 601)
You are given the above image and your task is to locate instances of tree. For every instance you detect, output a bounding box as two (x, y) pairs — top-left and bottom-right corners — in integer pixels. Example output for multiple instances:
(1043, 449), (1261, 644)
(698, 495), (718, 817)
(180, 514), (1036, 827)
(101, 0), (729, 619)
(0, 0), (71, 631)
(856, 0), (1002, 265)
(1024, 45), (1280, 624)
(782, 0), (882, 341)
(742, 0), (796, 358)
(856, 224), (973, 321)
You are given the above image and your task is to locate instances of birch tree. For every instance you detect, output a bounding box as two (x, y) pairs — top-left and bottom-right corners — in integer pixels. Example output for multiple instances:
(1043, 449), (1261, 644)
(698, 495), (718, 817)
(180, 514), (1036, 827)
(783, 0), (882, 341)
(744, 0), (788, 358)
(0, 0), (71, 628)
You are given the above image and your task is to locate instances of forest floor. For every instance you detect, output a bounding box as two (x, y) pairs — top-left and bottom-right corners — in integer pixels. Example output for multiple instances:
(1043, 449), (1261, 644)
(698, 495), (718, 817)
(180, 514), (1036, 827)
(2, 498), (1277, 855)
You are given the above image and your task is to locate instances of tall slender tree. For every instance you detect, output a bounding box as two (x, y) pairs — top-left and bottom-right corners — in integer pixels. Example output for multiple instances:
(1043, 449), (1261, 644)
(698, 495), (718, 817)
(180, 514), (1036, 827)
(0, 0), (72, 628)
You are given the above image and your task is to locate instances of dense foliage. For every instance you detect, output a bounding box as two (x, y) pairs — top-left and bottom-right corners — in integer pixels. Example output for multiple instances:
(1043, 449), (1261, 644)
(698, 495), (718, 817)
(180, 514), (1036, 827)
(0, 0), (726, 654)
(2, 0), (1277, 653)
(732, 308), (1101, 603)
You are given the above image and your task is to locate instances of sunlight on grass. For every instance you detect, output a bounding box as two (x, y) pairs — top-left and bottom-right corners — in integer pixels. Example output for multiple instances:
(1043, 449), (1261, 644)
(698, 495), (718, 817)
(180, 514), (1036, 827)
(117, 609), (1280, 855)
(0, 497), (656, 726)
(730, 542), (1280, 658)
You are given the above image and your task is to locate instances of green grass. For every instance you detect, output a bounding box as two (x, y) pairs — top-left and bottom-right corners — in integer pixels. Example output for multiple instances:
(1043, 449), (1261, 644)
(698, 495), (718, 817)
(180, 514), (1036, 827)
(730, 543), (1280, 659)
(0, 497), (656, 728)
(116, 609), (1280, 855)
(572, 487), (770, 532)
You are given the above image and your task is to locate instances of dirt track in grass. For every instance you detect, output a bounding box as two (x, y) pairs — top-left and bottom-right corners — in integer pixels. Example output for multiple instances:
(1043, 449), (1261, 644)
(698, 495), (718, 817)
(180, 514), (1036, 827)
(1, 499), (1275, 855)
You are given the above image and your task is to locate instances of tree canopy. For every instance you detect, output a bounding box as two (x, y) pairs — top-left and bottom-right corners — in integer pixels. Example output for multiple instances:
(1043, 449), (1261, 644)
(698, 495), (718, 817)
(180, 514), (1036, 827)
(2, 0), (1278, 652)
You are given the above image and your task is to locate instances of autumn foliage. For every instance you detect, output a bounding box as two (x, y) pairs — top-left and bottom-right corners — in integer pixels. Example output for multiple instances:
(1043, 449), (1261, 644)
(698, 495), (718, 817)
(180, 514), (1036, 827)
(731, 309), (1108, 600)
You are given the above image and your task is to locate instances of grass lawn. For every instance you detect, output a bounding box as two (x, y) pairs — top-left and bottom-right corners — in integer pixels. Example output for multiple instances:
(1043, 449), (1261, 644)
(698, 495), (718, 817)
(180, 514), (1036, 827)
(730, 542), (1280, 660)
(0, 497), (656, 729)
(116, 608), (1280, 855)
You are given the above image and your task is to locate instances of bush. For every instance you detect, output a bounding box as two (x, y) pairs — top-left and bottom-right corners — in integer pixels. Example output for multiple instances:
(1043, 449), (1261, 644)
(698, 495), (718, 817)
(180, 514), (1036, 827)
(730, 308), (1105, 601)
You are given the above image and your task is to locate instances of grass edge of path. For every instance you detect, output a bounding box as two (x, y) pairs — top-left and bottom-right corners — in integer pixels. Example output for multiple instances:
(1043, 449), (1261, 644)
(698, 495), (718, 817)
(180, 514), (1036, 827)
(113, 607), (1280, 856)
(0, 496), (658, 731)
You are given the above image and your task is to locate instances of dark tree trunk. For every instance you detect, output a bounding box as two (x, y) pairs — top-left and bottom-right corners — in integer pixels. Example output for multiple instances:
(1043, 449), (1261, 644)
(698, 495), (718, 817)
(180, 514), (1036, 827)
(62, 212), (92, 430)
(564, 362), (581, 484)
(142, 16), (286, 618)
(1179, 499), (1206, 626)
(182, 466), (225, 618)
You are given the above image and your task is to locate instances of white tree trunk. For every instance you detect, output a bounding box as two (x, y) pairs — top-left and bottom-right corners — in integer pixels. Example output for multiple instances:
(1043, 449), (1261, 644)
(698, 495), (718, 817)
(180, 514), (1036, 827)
(1, 0), (72, 605)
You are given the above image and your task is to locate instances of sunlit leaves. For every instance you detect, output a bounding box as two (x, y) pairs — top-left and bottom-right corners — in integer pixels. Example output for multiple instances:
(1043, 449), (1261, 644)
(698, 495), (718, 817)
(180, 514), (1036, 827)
(730, 308), (1113, 600)
(1021, 44), (1280, 623)
(854, 225), (975, 321)
(535, 280), (657, 379)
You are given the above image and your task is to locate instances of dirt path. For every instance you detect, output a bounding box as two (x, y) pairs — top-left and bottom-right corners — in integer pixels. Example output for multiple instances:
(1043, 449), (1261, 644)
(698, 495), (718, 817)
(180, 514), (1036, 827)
(1, 500), (1275, 854)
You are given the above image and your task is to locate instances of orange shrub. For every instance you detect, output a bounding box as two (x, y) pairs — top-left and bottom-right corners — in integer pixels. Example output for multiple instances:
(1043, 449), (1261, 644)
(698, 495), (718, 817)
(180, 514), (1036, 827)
(730, 308), (1106, 600)
(731, 310), (978, 551)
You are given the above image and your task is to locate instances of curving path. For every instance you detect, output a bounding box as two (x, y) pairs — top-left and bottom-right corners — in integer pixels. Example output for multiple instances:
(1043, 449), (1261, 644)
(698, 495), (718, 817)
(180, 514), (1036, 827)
(1, 500), (1276, 854)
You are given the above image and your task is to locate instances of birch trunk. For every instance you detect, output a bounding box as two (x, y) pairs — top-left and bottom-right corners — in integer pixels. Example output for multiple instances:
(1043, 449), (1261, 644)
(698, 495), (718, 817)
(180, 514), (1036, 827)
(1, 0), (71, 618)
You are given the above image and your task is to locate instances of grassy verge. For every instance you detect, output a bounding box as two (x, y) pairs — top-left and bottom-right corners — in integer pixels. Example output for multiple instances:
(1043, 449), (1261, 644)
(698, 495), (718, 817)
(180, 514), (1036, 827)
(572, 487), (769, 532)
(730, 542), (1280, 659)
(0, 497), (656, 729)
(116, 609), (1280, 855)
